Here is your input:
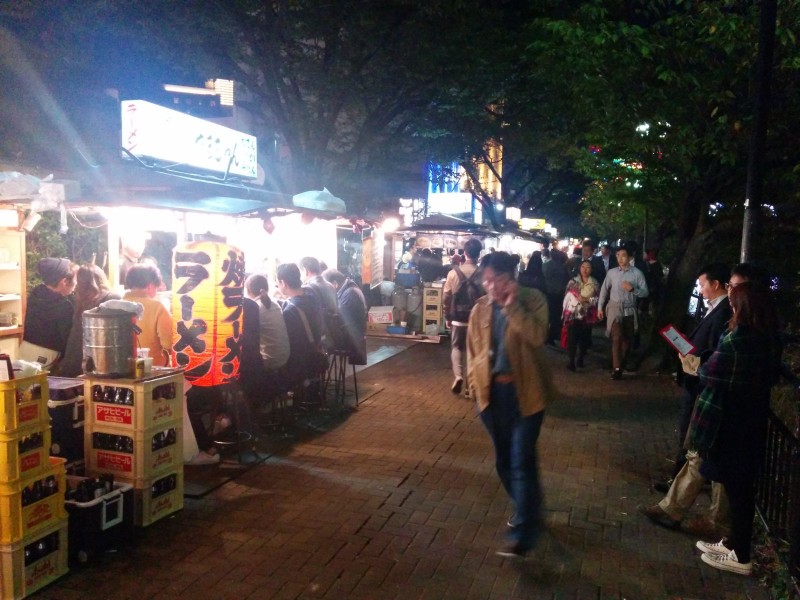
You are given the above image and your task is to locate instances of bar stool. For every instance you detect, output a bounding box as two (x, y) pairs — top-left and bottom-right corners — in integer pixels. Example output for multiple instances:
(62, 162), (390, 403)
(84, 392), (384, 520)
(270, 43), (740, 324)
(212, 383), (259, 464)
(326, 349), (359, 409)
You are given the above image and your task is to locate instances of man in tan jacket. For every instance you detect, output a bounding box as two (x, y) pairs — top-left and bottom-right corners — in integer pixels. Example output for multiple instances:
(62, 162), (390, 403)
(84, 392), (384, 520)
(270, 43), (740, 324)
(467, 251), (555, 558)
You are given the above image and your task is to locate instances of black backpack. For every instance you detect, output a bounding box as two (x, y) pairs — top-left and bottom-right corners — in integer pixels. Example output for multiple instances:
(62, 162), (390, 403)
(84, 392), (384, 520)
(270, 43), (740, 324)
(449, 267), (484, 322)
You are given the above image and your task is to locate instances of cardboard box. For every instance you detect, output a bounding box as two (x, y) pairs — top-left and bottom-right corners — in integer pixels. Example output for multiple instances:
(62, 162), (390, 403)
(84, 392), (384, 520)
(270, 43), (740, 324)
(367, 306), (394, 324)
(366, 323), (389, 335)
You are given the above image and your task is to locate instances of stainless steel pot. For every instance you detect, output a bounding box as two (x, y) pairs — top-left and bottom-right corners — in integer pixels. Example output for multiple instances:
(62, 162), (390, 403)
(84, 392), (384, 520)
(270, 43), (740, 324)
(82, 308), (140, 378)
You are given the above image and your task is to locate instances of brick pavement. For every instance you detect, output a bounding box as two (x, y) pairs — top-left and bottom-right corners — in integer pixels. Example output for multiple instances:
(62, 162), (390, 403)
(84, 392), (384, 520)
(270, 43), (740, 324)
(33, 339), (771, 600)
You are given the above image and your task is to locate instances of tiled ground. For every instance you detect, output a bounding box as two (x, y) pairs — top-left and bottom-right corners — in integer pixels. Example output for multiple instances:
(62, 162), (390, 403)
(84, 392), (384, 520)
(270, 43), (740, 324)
(32, 339), (771, 600)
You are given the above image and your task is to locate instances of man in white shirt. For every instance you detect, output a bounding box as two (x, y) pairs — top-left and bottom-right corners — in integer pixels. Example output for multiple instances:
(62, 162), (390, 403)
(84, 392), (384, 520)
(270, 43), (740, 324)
(597, 246), (649, 379)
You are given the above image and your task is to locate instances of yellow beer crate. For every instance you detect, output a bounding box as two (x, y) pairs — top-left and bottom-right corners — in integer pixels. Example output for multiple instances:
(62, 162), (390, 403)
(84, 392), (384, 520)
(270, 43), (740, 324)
(0, 457), (67, 545)
(0, 374), (49, 436)
(84, 420), (182, 480)
(83, 370), (184, 432)
(128, 469), (184, 527)
(0, 517), (68, 599)
(0, 427), (51, 482)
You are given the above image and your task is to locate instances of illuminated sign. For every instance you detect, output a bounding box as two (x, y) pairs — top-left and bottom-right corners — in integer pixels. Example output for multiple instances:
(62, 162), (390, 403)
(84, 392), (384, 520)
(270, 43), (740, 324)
(121, 100), (257, 178)
(520, 218), (546, 230)
(427, 192), (473, 215)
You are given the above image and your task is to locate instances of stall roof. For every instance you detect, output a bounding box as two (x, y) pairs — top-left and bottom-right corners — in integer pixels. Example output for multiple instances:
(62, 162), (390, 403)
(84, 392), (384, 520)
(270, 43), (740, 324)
(495, 223), (551, 244)
(74, 163), (295, 216)
(1, 159), (353, 219)
(398, 213), (551, 244)
(398, 213), (492, 235)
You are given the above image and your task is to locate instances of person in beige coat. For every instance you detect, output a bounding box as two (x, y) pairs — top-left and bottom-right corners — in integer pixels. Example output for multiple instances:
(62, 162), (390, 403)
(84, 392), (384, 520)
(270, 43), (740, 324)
(467, 251), (555, 559)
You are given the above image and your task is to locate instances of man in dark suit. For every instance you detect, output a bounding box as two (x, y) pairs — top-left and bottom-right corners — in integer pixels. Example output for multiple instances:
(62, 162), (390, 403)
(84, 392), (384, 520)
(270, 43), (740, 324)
(672, 263), (732, 472)
(640, 263), (732, 533)
(598, 243), (617, 285)
(571, 239), (605, 283)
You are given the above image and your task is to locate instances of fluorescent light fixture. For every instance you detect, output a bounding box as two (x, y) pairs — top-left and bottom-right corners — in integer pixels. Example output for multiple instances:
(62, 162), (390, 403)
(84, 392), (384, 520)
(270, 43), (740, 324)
(213, 79), (235, 106)
(163, 84), (218, 96)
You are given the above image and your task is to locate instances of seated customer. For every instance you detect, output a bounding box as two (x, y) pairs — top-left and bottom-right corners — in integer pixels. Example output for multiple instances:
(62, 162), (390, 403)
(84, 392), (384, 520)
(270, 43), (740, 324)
(20, 258), (76, 369)
(321, 269), (367, 365)
(123, 264), (173, 366)
(185, 385), (221, 465)
(59, 264), (121, 377)
(277, 263), (323, 386)
(241, 274), (290, 404)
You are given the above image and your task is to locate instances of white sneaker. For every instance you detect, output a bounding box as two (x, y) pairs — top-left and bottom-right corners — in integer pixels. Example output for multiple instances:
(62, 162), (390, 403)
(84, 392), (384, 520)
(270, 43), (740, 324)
(700, 549), (752, 575)
(696, 538), (730, 557)
(186, 451), (220, 466)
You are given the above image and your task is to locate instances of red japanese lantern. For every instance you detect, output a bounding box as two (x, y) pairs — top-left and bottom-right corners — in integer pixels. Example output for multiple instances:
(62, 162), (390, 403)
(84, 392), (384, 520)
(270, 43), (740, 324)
(171, 241), (244, 387)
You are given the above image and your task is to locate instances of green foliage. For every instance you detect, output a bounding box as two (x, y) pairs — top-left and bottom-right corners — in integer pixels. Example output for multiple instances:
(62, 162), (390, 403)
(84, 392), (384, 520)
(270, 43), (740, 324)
(25, 212), (108, 290)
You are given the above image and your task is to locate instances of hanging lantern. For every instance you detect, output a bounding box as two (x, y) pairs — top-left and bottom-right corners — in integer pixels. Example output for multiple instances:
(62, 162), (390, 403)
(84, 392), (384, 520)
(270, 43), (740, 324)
(171, 241), (244, 387)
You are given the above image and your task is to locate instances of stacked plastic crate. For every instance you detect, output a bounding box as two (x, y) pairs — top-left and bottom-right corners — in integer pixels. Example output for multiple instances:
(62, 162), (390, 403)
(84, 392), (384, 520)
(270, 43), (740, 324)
(83, 370), (184, 527)
(423, 285), (443, 335)
(0, 373), (68, 599)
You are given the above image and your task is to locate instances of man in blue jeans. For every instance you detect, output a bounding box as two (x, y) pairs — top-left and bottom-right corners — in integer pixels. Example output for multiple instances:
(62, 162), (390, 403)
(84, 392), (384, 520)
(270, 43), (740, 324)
(467, 251), (555, 558)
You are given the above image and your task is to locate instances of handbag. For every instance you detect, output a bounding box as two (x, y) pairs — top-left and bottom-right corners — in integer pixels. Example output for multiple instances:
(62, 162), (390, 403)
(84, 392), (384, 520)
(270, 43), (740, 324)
(295, 306), (329, 375)
(18, 341), (61, 369)
(560, 324), (569, 350)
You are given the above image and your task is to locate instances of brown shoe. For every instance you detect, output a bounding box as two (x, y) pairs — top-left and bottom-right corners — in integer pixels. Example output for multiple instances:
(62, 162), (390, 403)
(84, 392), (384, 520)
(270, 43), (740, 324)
(638, 504), (681, 530)
(684, 517), (731, 539)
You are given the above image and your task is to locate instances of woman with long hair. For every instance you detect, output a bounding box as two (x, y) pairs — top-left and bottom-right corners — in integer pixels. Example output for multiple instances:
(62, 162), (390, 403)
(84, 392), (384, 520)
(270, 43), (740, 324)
(690, 282), (782, 575)
(57, 263), (120, 377)
(518, 251), (546, 293)
(561, 259), (599, 371)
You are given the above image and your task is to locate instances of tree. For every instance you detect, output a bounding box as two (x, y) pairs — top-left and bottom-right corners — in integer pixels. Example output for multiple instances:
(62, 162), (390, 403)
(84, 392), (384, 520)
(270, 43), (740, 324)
(2, 1), (522, 216)
(512, 0), (800, 332)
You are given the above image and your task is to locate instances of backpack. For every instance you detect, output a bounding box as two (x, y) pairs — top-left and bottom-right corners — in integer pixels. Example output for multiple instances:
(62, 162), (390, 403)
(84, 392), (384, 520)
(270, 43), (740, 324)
(449, 267), (484, 322)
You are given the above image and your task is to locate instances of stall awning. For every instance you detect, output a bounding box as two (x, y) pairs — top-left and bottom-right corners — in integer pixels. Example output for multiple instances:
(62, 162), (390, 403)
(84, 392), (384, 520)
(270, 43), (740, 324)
(74, 163), (295, 216)
(399, 213), (492, 235)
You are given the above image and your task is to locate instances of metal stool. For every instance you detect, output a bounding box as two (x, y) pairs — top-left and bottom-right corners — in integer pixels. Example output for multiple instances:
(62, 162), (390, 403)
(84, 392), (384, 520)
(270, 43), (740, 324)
(212, 383), (259, 464)
(326, 350), (359, 409)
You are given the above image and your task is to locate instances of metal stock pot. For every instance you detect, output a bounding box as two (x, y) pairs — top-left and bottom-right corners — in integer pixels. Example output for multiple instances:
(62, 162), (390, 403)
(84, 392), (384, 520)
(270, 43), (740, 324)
(82, 308), (140, 378)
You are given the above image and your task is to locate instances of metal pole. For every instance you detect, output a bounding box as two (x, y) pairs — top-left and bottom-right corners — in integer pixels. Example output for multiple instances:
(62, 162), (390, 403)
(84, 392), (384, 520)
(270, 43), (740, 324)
(740, 0), (777, 263)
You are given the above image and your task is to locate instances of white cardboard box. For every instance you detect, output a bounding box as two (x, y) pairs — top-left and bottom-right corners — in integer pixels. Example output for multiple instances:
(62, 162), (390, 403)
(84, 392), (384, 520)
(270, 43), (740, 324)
(367, 306), (394, 324)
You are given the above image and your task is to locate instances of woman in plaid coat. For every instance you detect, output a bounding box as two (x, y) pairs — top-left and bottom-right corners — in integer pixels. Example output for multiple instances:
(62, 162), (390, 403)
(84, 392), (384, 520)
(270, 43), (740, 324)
(690, 282), (782, 575)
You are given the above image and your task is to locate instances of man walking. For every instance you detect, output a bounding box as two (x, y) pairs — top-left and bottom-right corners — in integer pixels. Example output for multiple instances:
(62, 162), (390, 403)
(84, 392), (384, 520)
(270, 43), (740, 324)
(467, 251), (554, 558)
(443, 238), (483, 396)
(597, 245), (648, 379)
(598, 243), (617, 285)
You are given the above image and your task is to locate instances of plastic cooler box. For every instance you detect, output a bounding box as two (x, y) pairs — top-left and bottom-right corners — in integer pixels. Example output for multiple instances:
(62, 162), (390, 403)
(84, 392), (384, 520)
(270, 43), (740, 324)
(130, 469), (184, 527)
(0, 373), (49, 436)
(83, 373), (184, 431)
(0, 457), (67, 545)
(85, 419), (183, 480)
(0, 517), (68, 599)
(47, 377), (85, 467)
(64, 476), (133, 564)
(0, 426), (52, 482)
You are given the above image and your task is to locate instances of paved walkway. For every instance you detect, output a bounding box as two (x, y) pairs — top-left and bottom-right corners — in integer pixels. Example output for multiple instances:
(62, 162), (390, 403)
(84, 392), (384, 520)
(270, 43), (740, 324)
(34, 339), (771, 600)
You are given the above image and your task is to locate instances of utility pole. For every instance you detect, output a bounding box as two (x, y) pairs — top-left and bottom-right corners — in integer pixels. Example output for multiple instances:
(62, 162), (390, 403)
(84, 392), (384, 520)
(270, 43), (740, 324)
(740, 0), (777, 263)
